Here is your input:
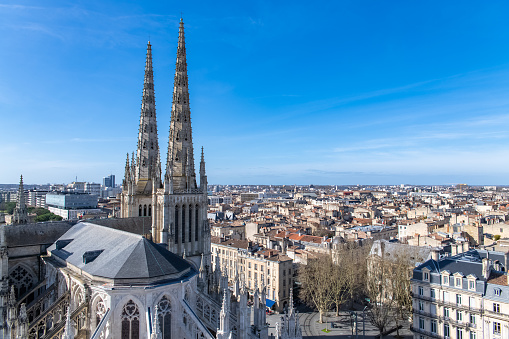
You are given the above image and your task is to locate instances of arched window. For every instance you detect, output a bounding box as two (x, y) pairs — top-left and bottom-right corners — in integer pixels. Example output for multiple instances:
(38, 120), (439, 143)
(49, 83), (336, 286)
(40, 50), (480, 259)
(157, 296), (172, 339)
(121, 300), (140, 339)
(144, 205), (147, 217)
(182, 205), (186, 244)
(95, 298), (106, 328)
(148, 204), (152, 217)
(195, 205), (199, 242)
(174, 206), (179, 244)
(188, 207), (192, 242)
(9, 265), (35, 297)
(139, 205), (142, 217)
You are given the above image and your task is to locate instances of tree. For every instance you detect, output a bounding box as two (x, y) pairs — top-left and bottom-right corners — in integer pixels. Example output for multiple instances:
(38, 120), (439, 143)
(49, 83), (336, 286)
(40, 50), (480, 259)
(299, 254), (334, 323)
(0, 202), (16, 215)
(389, 250), (413, 338)
(366, 256), (395, 338)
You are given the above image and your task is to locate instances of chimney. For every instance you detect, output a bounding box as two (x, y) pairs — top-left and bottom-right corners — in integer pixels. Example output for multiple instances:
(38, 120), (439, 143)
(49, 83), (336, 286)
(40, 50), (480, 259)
(504, 252), (509, 272)
(462, 241), (469, 253)
(431, 248), (440, 262)
(482, 258), (491, 280)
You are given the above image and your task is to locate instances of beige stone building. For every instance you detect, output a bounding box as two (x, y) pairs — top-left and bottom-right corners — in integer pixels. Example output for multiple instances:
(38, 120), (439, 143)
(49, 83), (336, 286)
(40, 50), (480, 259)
(211, 237), (293, 312)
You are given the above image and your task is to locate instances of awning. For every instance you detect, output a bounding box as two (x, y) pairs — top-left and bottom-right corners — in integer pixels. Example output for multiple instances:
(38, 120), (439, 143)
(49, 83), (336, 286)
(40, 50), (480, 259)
(266, 299), (276, 308)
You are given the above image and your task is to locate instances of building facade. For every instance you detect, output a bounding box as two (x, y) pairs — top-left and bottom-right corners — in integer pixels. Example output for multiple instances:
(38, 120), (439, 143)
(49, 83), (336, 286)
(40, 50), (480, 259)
(411, 248), (509, 339)
(211, 237), (293, 312)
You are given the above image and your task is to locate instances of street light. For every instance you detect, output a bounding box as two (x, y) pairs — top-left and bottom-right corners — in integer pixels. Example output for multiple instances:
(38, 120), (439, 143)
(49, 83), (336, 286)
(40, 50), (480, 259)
(362, 305), (368, 338)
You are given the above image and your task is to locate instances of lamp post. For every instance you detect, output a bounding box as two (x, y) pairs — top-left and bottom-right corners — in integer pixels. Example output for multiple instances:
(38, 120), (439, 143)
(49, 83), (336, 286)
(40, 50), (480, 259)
(362, 305), (368, 338)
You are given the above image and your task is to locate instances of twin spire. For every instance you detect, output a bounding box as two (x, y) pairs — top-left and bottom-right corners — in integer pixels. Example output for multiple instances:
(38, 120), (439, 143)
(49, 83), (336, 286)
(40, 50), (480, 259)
(128, 18), (206, 193)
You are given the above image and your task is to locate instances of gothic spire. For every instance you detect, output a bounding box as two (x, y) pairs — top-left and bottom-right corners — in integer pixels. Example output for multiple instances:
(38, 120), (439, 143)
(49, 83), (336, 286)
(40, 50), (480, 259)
(166, 18), (197, 191)
(200, 146), (207, 193)
(135, 41), (161, 188)
(12, 175), (28, 225)
(62, 305), (74, 339)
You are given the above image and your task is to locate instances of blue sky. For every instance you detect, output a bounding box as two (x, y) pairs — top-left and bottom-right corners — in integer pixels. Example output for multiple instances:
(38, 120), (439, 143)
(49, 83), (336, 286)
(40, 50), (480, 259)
(2, 1), (509, 185)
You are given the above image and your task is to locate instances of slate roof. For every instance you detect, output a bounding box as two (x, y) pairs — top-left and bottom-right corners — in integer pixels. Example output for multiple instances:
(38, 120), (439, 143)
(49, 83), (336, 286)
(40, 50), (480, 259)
(4, 221), (76, 247)
(46, 222), (192, 284)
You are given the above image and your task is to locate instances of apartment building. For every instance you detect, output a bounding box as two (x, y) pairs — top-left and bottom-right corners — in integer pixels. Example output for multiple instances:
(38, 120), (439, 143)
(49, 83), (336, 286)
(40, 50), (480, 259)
(411, 248), (509, 339)
(211, 237), (293, 312)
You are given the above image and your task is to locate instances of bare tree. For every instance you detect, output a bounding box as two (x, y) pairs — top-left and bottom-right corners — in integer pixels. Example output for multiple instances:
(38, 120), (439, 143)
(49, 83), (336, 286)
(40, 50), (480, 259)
(366, 254), (395, 338)
(298, 254), (334, 323)
(389, 250), (413, 338)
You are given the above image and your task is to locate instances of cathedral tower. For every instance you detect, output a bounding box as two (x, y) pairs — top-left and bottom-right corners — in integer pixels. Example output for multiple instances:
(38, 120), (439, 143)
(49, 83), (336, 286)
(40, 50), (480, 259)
(121, 41), (162, 221)
(121, 19), (210, 270)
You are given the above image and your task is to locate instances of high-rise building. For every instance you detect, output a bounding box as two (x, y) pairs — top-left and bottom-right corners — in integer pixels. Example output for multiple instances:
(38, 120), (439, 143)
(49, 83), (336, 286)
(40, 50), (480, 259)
(121, 19), (210, 270)
(103, 174), (115, 188)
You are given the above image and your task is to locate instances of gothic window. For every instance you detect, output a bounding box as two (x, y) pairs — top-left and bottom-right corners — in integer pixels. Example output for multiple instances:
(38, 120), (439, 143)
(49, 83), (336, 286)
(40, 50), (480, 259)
(139, 205), (142, 217)
(148, 205), (152, 217)
(185, 286), (191, 302)
(142, 158), (146, 166)
(144, 205), (147, 217)
(195, 205), (199, 242)
(150, 125), (153, 133)
(151, 142), (154, 150)
(143, 141), (147, 149)
(196, 297), (203, 314)
(157, 296), (172, 339)
(211, 310), (217, 325)
(144, 125), (147, 133)
(9, 265), (35, 297)
(189, 207), (192, 242)
(182, 205), (186, 243)
(121, 300), (140, 339)
(181, 205), (186, 243)
(204, 305), (210, 321)
(184, 132), (188, 141)
(95, 298), (106, 327)
(176, 132), (180, 141)
(174, 206), (179, 244)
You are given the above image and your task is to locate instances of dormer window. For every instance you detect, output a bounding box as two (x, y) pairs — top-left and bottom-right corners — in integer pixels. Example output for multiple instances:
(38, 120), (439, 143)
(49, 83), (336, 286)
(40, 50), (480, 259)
(495, 288), (502, 297)
(422, 268), (430, 282)
(443, 275), (449, 285)
(469, 280), (475, 291)
(455, 277), (461, 287)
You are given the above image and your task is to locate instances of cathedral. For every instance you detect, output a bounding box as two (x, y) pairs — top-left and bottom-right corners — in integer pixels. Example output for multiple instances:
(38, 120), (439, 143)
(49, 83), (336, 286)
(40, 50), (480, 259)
(0, 19), (302, 339)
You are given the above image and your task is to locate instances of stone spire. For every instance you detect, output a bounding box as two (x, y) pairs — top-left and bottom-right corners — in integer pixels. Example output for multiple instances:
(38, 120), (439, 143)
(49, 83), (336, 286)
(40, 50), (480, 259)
(166, 18), (197, 191)
(151, 305), (162, 339)
(16, 303), (28, 339)
(62, 305), (74, 339)
(200, 147), (207, 193)
(135, 41), (161, 189)
(217, 289), (230, 339)
(12, 175), (28, 225)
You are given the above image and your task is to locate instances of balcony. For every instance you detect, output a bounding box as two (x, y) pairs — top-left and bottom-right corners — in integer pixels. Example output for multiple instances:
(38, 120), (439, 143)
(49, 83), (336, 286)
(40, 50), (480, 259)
(410, 326), (442, 339)
(411, 292), (482, 313)
(484, 309), (509, 321)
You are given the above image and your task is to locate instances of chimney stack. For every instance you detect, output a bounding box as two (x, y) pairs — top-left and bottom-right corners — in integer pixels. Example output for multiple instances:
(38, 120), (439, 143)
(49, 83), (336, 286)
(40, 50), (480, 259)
(482, 258), (491, 280)
(431, 248), (440, 262)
